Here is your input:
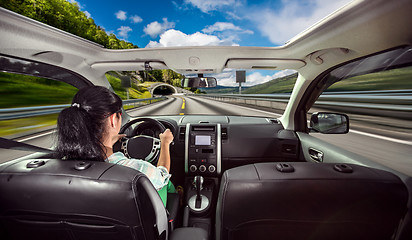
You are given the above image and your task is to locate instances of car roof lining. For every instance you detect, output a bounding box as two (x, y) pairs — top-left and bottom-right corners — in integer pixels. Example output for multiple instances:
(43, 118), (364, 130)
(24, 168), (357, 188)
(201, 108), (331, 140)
(0, 54), (93, 89)
(1, 0), (412, 81)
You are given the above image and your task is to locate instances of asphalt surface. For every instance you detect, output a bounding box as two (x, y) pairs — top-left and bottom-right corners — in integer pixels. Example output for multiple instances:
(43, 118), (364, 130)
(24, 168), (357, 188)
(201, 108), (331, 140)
(2, 95), (411, 176)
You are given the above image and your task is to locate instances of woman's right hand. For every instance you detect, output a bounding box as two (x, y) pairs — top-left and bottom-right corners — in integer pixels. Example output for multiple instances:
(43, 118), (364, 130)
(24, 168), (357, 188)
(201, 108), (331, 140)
(159, 129), (174, 145)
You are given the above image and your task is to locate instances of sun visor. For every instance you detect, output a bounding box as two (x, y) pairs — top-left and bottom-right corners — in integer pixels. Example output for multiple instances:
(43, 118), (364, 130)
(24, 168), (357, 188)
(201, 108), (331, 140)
(226, 59), (306, 70)
(91, 61), (168, 71)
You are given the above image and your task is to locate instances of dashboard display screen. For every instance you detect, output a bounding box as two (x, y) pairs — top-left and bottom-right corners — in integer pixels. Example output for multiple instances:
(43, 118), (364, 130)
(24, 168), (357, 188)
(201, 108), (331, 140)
(195, 135), (211, 145)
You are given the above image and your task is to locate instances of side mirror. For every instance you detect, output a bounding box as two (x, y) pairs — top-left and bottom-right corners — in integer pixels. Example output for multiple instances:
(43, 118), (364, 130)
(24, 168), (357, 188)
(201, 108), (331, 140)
(310, 112), (349, 134)
(181, 77), (217, 88)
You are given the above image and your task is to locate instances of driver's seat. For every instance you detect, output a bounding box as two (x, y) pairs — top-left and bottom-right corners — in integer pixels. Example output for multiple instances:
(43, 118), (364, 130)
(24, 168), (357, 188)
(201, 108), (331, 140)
(0, 158), (169, 240)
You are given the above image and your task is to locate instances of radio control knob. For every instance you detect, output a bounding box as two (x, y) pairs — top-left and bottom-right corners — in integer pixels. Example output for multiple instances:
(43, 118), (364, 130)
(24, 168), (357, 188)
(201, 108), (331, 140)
(199, 165), (206, 173)
(208, 165), (216, 173)
(190, 165), (197, 172)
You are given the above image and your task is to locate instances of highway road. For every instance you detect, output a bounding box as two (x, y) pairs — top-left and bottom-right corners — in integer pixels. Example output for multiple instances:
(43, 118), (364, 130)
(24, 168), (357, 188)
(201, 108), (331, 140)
(2, 95), (411, 176)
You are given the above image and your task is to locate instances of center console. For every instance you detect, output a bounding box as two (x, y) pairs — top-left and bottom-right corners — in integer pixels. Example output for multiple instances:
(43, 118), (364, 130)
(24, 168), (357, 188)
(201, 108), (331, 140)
(185, 123), (221, 176)
(183, 123), (221, 236)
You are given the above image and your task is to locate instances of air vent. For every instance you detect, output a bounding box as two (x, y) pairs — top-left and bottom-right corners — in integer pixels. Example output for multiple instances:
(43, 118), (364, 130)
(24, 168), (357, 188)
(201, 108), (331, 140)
(221, 127), (228, 140)
(281, 144), (296, 154)
(192, 126), (215, 131)
(179, 127), (186, 142)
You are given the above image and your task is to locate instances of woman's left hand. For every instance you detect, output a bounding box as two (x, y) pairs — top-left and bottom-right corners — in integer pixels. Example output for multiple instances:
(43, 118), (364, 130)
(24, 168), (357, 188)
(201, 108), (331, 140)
(112, 133), (127, 145)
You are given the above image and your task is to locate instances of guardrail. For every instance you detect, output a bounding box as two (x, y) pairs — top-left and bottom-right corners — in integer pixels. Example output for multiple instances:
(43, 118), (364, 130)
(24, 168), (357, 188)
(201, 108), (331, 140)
(0, 97), (167, 121)
(197, 90), (412, 120)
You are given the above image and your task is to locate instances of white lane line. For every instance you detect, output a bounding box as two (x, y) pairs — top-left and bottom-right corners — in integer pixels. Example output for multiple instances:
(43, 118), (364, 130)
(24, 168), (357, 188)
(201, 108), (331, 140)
(18, 130), (55, 142)
(349, 129), (412, 146)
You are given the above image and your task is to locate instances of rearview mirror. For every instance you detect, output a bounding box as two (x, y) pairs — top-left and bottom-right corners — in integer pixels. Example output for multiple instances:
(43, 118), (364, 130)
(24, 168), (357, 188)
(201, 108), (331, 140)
(310, 112), (349, 134)
(181, 77), (217, 88)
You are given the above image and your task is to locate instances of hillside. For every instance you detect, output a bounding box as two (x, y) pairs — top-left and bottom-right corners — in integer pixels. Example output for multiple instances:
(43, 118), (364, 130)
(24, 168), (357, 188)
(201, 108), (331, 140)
(242, 73), (298, 94)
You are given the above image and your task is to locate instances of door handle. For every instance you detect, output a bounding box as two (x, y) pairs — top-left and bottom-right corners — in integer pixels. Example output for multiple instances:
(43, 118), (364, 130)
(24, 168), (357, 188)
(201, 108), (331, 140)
(309, 148), (324, 162)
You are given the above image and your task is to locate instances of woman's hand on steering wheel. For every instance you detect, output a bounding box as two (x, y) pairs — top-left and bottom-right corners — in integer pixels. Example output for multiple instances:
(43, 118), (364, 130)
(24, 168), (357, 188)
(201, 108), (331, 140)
(112, 133), (127, 145)
(159, 129), (174, 146)
(113, 118), (171, 164)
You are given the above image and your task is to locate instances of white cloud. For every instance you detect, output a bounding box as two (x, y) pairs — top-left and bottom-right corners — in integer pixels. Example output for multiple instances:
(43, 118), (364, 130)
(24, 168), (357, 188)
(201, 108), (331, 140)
(117, 26), (132, 38)
(202, 22), (253, 35)
(146, 29), (238, 48)
(211, 69), (237, 86)
(226, 11), (242, 20)
(184, 0), (239, 13)
(215, 69), (297, 87)
(115, 10), (127, 20)
(130, 15), (143, 23)
(249, 0), (352, 45)
(203, 22), (240, 33)
(84, 11), (91, 18)
(143, 18), (176, 38)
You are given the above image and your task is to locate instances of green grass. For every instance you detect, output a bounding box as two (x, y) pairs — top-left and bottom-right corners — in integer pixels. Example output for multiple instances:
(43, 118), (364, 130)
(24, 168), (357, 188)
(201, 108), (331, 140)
(105, 73), (154, 100)
(326, 67), (412, 92)
(0, 72), (78, 108)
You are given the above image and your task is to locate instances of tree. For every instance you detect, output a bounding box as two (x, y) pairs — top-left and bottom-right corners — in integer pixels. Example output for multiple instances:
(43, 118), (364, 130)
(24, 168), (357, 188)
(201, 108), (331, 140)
(0, 0), (138, 49)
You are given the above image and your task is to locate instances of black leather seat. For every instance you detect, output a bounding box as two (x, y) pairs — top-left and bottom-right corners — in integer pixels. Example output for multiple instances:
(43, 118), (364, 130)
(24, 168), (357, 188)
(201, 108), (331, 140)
(216, 162), (408, 240)
(0, 158), (169, 240)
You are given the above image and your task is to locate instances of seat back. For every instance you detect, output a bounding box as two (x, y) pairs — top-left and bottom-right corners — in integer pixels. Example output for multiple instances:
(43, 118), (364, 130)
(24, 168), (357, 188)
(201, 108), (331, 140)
(216, 162), (408, 240)
(0, 159), (168, 240)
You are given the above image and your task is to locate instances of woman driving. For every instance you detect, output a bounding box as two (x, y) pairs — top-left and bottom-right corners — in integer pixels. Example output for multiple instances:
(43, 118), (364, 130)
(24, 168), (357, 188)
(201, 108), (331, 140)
(55, 86), (174, 205)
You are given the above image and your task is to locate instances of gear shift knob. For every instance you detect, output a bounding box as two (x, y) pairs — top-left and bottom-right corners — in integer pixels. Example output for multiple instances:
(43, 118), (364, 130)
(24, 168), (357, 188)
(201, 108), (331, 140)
(193, 176), (204, 208)
(193, 176), (204, 197)
(189, 176), (209, 212)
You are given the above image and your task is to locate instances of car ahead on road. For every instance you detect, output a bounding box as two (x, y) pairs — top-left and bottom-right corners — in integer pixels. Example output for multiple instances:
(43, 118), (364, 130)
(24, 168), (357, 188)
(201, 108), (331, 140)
(1, 0), (412, 240)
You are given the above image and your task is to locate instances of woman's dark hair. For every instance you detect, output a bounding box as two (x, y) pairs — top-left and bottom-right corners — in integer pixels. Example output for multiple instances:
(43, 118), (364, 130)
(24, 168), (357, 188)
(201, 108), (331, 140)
(56, 86), (122, 161)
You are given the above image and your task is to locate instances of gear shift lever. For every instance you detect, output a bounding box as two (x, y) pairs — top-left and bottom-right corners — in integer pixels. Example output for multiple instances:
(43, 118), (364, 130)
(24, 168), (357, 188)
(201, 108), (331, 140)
(193, 176), (204, 208)
(194, 176), (203, 196)
(188, 175), (209, 212)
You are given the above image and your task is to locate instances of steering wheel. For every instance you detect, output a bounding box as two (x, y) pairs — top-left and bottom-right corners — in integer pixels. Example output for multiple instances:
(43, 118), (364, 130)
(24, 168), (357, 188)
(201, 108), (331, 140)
(113, 118), (166, 165)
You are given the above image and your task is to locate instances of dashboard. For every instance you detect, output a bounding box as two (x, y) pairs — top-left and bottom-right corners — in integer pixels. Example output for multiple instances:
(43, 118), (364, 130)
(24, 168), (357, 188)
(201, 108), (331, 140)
(124, 115), (301, 181)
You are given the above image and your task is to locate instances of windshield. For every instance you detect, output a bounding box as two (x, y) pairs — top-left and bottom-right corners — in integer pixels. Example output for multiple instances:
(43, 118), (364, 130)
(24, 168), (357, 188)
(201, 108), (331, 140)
(106, 69), (297, 118)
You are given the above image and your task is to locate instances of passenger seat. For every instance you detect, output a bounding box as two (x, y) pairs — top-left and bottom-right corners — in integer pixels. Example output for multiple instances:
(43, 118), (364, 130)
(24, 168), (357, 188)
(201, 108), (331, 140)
(216, 162), (408, 240)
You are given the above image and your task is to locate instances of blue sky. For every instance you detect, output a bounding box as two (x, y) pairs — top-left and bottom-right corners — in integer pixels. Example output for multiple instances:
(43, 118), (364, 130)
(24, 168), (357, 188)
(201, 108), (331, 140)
(70, 0), (352, 86)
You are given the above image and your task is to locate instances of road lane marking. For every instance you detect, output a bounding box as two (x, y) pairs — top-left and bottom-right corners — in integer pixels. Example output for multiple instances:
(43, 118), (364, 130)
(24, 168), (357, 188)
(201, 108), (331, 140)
(18, 130), (55, 142)
(181, 98), (185, 109)
(349, 129), (412, 146)
(179, 97), (185, 115)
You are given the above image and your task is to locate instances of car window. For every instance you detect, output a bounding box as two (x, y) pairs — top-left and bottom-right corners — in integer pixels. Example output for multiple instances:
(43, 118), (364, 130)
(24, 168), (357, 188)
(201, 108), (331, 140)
(308, 46), (412, 175)
(0, 57), (81, 162)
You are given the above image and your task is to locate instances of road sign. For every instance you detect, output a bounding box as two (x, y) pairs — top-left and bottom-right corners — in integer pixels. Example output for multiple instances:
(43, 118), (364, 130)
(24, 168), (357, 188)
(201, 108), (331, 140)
(236, 71), (246, 83)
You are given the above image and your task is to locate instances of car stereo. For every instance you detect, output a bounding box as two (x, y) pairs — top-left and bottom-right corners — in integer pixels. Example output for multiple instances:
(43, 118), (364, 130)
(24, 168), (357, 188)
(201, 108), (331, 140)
(185, 123), (221, 176)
